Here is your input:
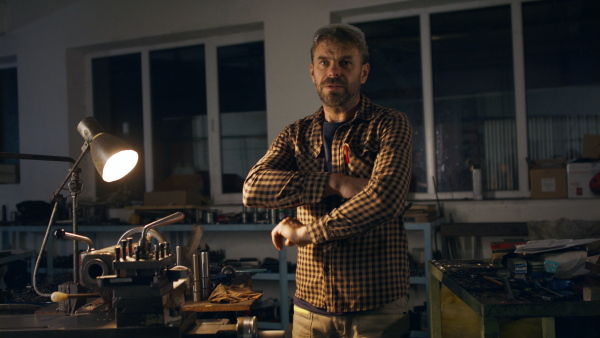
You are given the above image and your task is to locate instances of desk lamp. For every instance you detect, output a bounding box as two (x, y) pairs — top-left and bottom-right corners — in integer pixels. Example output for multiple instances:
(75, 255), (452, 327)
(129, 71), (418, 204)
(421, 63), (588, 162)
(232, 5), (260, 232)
(1, 117), (138, 298)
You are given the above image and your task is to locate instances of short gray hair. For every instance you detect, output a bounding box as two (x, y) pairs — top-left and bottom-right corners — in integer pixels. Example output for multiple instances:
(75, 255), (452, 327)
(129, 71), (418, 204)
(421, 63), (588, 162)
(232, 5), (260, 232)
(311, 23), (369, 64)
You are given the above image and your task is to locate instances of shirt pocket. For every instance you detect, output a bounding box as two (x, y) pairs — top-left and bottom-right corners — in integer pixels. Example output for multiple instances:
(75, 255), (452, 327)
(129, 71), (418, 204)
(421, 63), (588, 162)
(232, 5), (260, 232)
(346, 140), (379, 178)
(295, 145), (324, 172)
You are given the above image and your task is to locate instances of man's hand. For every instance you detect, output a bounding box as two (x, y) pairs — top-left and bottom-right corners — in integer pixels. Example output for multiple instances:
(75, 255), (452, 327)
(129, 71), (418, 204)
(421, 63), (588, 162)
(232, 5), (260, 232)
(324, 173), (369, 199)
(271, 217), (312, 251)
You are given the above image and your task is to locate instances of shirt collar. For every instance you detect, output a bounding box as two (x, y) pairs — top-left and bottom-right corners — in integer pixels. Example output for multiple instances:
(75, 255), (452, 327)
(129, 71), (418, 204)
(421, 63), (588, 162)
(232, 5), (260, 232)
(307, 94), (374, 158)
(311, 94), (374, 123)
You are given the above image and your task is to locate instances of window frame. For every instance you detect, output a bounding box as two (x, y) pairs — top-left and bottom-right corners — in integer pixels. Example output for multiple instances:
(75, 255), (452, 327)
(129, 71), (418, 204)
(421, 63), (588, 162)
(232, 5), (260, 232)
(85, 30), (265, 204)
(343, 0), (533, 201)
(0, 60), (20, 184)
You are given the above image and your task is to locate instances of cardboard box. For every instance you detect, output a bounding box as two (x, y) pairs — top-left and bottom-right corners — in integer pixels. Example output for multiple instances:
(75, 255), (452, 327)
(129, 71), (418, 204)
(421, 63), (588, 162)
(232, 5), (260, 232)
(542, 250), (587, 273)
(529, 159), (567, 199)
(567, 162), (600, 198)
(583, 134), (600, 159)
(144, 174), (206, 206)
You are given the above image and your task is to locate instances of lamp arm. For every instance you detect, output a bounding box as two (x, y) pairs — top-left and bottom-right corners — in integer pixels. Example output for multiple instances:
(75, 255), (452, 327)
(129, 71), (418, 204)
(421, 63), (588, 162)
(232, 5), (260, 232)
(50, 143), (90, 202)
(0, 151), (86, 297)
(17, 144), (91, 297)
(0, 152), (75, 164)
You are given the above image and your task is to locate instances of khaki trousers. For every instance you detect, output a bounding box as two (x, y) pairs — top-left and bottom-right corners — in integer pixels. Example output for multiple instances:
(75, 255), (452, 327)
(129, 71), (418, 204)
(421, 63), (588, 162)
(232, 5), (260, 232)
(291, 298), (410, 338)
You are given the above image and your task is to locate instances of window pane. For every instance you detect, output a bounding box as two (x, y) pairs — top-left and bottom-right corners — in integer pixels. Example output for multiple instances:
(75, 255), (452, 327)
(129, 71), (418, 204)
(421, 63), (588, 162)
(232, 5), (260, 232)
(92, 53), (145, 204)
(217, 41), (267, 193)
(356, 16), (426, 193)
(431, 5), (516, 192)
(523, 0), (600, 161)
(0, 67), (19, 184)
(150, 45), (209, 197)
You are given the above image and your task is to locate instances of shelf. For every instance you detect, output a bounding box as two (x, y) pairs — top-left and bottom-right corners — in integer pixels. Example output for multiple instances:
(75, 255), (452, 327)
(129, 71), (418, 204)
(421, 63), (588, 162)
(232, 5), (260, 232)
(0, 250), (34, 265)
(254, 273), (295, 281)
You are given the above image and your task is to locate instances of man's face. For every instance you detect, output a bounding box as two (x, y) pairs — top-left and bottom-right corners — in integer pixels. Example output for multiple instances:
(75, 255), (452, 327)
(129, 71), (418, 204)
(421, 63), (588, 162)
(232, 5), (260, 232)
(310, 40), (370, 110)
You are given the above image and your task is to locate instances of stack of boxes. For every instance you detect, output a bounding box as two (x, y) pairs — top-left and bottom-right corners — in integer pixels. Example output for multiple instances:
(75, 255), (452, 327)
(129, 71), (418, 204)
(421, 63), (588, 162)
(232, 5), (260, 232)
(529, 134), (600, 199)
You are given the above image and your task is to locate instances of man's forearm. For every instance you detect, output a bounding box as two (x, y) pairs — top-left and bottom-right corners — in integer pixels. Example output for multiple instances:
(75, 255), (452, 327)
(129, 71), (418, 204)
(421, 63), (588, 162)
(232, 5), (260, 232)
(244, 168), (330, 208)
(324, 173), (369, 200)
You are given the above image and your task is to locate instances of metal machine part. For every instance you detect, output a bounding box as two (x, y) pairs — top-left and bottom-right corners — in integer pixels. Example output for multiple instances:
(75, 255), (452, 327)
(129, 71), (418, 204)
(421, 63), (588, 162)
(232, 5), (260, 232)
(94, 213), (188, 328)
(183, 317), (258, 338)
(53, 213), (192, 327)
(1, 212), (282, 337)
(117, 226), (167, 244)
(200, 251), (211, 300)
(77, 216), (178, 290)
(53, 228), (94, 251)
(193, 253), (202, 302)
(137, 212), (184, 258)
(237, 316), (258, 338)
(0, 315), (269, 338)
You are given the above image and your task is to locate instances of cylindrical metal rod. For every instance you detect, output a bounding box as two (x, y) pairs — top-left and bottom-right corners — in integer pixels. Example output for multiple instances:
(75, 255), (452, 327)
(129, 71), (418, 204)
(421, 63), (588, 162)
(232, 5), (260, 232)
(192, 253), (201, 302)
(176, 246), (182, 266)
(200, 251), (211, 300)
(138, 212), (184, 251)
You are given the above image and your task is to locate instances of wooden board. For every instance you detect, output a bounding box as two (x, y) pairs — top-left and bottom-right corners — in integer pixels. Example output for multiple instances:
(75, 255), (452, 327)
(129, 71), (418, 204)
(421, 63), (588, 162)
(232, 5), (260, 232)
(183, 297), (260, 313)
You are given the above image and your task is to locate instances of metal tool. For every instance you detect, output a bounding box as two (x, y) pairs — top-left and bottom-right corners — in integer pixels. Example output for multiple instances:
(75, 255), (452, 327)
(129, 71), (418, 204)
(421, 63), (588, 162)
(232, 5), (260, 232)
(497, 270), (514, 299)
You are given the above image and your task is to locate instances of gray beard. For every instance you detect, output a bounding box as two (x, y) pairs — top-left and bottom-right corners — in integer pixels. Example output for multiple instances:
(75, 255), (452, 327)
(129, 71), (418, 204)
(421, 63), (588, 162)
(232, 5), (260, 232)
(318, 89), (354, 109)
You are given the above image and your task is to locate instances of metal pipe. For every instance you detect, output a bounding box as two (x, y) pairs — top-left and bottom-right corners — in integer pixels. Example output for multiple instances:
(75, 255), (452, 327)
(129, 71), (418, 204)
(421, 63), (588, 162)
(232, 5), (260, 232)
(54, 228), (94, 252)
(138, 212), (185, 252)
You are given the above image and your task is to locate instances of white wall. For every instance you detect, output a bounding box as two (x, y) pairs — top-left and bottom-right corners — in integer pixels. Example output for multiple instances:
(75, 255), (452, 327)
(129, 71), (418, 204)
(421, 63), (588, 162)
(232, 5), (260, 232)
(1, 0), (599, 224)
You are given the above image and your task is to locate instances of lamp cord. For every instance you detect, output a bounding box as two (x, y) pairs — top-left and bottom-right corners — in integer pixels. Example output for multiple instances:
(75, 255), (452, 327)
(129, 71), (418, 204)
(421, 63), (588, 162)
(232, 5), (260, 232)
(32, 200), (61, 298)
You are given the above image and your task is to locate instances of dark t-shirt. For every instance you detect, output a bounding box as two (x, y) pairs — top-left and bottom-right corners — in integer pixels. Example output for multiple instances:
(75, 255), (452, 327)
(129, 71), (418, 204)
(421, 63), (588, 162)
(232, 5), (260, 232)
(322, 120), (346, 172)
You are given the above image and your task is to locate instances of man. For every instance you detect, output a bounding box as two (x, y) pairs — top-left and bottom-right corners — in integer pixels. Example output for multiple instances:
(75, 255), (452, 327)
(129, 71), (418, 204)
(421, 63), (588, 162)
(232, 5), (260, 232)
(243, 23), (413, 337)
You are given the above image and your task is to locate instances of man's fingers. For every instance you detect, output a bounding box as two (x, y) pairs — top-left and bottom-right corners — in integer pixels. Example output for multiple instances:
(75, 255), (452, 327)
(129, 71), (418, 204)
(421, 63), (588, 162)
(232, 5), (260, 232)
(271, 217), (308, 250)
(271, 225), (284, 251)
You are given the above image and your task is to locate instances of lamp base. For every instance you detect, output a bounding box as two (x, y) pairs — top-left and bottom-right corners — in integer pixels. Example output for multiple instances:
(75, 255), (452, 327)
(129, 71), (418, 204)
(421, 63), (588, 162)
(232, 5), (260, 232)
(57, 282), (87, 313)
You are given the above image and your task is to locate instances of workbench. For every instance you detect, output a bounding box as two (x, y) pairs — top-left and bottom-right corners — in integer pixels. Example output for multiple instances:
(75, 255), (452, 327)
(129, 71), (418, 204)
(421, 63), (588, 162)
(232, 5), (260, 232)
(428, 260), (600, 338)
(183, 298), (259, 313)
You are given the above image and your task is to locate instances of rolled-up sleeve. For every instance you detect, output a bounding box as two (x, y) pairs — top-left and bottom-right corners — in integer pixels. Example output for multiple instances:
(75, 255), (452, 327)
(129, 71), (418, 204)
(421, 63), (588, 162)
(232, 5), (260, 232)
(243, 125), (329, 209)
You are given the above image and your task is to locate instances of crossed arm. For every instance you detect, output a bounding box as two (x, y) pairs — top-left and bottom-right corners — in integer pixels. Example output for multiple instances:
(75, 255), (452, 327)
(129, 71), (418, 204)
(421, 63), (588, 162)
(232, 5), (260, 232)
(271, 174), (368, 250)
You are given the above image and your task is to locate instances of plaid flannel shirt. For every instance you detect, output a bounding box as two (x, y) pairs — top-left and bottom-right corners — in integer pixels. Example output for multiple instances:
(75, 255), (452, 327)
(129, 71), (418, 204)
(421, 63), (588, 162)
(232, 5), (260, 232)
(243, 95), (412, 313)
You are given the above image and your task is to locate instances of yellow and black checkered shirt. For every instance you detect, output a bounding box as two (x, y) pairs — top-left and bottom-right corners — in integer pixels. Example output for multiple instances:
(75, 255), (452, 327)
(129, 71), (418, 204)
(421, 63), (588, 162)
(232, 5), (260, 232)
(243, 95), (413, 313)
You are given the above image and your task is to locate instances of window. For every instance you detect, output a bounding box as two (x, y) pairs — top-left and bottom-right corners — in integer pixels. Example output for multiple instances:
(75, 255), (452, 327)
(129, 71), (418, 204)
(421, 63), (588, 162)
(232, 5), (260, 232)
(0, 64), (19, 184)
(217, 41), (267, 194)
(89, 32), (266, 204)
(431, 5), (516, 192)
(92, 53), (145, 202)
(348, 0), (600, 199)
(356, 16), (426, 193)
(150, 45), (208, 196)
(523, 0), (600, 161)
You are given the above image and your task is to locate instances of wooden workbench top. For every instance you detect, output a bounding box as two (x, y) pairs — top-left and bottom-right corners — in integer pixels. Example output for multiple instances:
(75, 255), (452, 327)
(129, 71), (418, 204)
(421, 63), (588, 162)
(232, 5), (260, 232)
(183, 297), (260, 312)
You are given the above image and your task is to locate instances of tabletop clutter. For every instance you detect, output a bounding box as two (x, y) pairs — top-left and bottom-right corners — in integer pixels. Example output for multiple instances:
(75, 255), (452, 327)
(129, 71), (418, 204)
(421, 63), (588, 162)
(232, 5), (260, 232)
(489, 238), (600, 301)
